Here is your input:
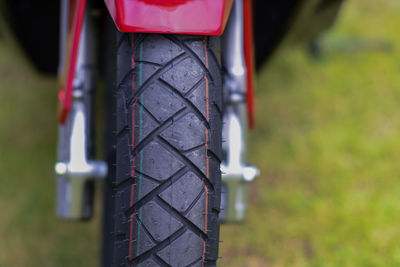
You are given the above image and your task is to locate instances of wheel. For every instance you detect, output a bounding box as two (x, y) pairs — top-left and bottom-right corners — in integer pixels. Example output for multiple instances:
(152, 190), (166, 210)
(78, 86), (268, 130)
(106, 33), (223, 266)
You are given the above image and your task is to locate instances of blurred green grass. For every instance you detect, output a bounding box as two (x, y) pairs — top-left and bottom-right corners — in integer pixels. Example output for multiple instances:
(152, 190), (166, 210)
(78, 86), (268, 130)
(0, 25), (101, 266)
(220, 0), (400, 266)
(1, 0), (400, 266)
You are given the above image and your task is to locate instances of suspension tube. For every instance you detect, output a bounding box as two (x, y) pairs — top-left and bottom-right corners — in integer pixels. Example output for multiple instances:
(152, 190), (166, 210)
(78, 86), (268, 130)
(220, 0), (259, 223)
(56, 6), (106, 220)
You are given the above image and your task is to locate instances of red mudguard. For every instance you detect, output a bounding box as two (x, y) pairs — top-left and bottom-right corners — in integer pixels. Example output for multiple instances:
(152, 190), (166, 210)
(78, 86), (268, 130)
(104, 0), (234, 35)
(60, 0), (255, 127)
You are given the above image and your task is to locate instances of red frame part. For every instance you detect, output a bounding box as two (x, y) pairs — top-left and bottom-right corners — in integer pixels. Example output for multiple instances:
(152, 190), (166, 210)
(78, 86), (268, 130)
(58, 0), (86, 123)
(243, 0), (255, 128)
(104, 0), (234, 35)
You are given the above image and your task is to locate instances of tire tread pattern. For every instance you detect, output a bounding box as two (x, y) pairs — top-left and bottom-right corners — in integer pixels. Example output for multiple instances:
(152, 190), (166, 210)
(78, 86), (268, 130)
(113, 33), (222, 267)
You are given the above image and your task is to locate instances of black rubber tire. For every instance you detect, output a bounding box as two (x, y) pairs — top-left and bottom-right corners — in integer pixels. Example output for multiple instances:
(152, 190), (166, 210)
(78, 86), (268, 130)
(110, 33), (222, 267)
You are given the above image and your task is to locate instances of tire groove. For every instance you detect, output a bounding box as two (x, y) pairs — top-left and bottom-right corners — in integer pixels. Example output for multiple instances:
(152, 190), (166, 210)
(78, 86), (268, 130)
(131, 227), (188, 264)
(153, 254), (171, 267)
(126, 53), (188, 106)
(155, 196), (208, 239)
(158, 78), (211, 129)
(183, 77), (206, 98)
(181, 143), (207, 154)
(213, 102), (222, 117)
(186, 257), (203, 267)
(134, 214), (158, 244)
(131, 107), (187, 156)
(207, 149), (222, 164)
(125, 167), (188, 216)
(165, 35), (215, 82)
(113, 175), (136, 192)
(115, 125), (129, 139)
(138, 100), (161, 124)
(116, 68), (136, 92)
(131, 168), (163, 184)
(183, 188), (205, 216)
(135, 60), (164, 67)
(157, 136), (215, 192)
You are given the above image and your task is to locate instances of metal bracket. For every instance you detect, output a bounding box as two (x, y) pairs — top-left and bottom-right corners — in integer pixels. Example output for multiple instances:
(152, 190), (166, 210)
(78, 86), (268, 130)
(55, 90), (107, 181)
(220, 109), (259, 223)
(55, 89), (107, 220)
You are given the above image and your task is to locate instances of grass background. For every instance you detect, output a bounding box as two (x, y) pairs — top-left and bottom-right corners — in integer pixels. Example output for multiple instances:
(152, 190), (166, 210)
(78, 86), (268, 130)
(1, 0), (400, 265)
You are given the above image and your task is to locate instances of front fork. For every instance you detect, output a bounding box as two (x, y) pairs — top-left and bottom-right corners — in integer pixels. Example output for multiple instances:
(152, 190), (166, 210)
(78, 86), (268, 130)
(54, 0), (258, 222)
(220, 0), (259, 223)
(55, 2), (106, 220)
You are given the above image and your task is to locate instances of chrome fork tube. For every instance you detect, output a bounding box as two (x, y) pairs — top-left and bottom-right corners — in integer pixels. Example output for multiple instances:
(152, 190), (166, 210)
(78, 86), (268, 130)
(220, 0), (259, 223)
(56, 6), (106, 220)
(222, 0), (247, 99)
(221, 0), (248, 166)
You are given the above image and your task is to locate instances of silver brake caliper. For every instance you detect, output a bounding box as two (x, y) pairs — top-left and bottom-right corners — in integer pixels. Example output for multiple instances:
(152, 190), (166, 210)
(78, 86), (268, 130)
(220, 0), (259, 223)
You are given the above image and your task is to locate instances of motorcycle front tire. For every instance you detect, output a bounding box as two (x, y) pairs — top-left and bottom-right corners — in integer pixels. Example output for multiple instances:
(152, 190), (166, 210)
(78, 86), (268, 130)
(105, 33), (223, 267)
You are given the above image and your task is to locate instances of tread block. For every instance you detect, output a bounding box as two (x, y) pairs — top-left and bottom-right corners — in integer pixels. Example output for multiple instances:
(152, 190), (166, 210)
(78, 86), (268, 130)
(183, 39), (206, 65)
(137, 259), (159, 267)
(116, 132), (132, 184)
(139, 35), (184, 65)
(184, 191), (206, 233)
(184, 148), (207, 177)
(131, 221), (157, 257)
(160, 57), (204, 95)
(137, 63), (161, 85)
(139, 200), (183, 242)
(132, 174), (160, 203)
(157, 230), (204, 267)
(134, 103), (159, 143)
(116, 90), (129, 134)
(137, 141), (184, 181)
(186, 81), (207, 120)
(160, 113), (206, 151)
(141, 82), (185, 122)
(159, 171), (204, 213)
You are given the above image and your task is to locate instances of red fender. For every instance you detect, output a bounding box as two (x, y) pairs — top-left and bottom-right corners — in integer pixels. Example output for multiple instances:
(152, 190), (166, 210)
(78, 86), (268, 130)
(104, 0), (234, 35)
(59, 0), (234, 123)
(59, 0), (257, 128)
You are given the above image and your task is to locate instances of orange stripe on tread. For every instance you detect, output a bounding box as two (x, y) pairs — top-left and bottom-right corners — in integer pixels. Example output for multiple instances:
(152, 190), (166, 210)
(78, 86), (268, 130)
(202, 37), (210, 266)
